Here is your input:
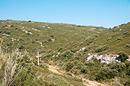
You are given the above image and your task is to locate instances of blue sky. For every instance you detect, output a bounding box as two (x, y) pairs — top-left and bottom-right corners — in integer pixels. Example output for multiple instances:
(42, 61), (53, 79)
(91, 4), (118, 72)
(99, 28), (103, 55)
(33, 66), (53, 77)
(0, 0), (130, 27)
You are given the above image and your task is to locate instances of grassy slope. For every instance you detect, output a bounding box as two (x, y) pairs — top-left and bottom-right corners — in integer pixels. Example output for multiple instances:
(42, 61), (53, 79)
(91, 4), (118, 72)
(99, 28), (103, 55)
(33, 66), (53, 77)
(1, 20), (130, 54)
(0, 20), (130, 85)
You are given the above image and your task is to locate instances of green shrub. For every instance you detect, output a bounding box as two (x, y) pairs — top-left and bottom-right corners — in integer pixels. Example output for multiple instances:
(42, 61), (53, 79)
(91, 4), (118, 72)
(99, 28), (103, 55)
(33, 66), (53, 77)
(80, 66), (88, 74)
(126, 66), (130, 76)
(116, 52), (128, 62)
(11, 67), (43, 86)
(19, 45), (25, 50)
(65, 62), (74, 71)
(124, 61), (130, 68)
(73, 60), (84, 69)
(110, 63), (126, 72)
(126, 44), (130, 48)
(95, 67), (118, 81)
(62, 50), (73, 58)
(95, 46), (108, 53)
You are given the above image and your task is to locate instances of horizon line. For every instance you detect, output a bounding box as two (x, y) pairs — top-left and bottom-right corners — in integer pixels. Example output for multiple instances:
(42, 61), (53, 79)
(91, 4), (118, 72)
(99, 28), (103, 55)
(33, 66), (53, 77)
(0, 19), (129, 28)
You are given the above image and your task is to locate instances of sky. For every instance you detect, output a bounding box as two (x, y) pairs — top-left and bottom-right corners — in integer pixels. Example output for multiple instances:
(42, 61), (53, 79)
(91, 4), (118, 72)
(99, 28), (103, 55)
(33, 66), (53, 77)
(0, 0), (130, 27)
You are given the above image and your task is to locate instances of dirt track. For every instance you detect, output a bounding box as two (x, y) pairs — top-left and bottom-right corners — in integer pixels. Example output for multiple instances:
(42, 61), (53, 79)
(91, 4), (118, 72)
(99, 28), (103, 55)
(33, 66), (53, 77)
(47, 64), (110, 86)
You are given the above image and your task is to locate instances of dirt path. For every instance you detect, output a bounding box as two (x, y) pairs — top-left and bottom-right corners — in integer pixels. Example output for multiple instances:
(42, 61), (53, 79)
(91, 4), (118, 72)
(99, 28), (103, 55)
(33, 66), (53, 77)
(47, 64), (65, 75)
(46, 64), (110, 86)
(82, 78), (108, 86)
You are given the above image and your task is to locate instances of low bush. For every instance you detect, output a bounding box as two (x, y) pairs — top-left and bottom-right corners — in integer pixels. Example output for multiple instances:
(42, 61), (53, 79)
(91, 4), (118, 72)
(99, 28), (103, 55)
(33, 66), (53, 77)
(80, 66), (88, 74)
(124, 82), (130, 86)
(126, 44), (130, 48)
(126, 66), (130, 76)
(116, 52), (128, 62)
(65, 62), (74, 71)
(95, 46), (108, 53)
(109, 63), (126, 72)
(95, 67), (118, 81)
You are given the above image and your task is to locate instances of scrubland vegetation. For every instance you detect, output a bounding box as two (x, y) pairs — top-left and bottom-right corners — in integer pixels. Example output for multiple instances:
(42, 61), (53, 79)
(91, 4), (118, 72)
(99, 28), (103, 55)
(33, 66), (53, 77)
(0, 20), (130, 86)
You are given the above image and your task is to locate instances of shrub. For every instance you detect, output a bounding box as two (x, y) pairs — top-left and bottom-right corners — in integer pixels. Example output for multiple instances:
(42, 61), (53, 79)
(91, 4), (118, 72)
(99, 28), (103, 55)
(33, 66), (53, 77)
(70, 60), (80, 67)
(95, 46), (108, 53)
(116, 52), (128, 62)
(28, 20), (31, 22)
(12, 68), (37, 86)
(65, 62), (74, 71)
(124, 61), (130, 68)
(95, 67), (118, 81)
(110, 63), (126, 72)
(57, 48), (63, 52)
(3, 31), (11, 35)
(126, 44), (130, 48)
(80, 66), (88, 74)
(124, 82), (130, 86)
(126, 66), (130, 76)
(117, 37), (122, 40)
(61, 50), (73, 60)
(19, 45), (25, 50)
(123, 31), (129, 36)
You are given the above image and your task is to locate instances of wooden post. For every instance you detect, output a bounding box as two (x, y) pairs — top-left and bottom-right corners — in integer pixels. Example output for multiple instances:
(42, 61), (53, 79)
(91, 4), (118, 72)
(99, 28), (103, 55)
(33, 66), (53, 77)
(36, 51), (43, 66)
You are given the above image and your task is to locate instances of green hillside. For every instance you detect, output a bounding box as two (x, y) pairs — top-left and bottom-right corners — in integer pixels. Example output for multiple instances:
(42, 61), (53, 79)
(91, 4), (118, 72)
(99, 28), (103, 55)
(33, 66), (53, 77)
(0, 20), (130, 86)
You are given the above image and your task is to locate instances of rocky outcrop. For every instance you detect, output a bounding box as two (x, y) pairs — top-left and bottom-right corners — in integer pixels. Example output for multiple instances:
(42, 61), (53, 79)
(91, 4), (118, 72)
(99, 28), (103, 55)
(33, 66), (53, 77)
(86, 53), (122, 64)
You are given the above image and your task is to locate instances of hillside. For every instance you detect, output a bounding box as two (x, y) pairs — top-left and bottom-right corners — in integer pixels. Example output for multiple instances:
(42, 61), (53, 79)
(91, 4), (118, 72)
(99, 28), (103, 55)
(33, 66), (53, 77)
(0, 20), (130, 86)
